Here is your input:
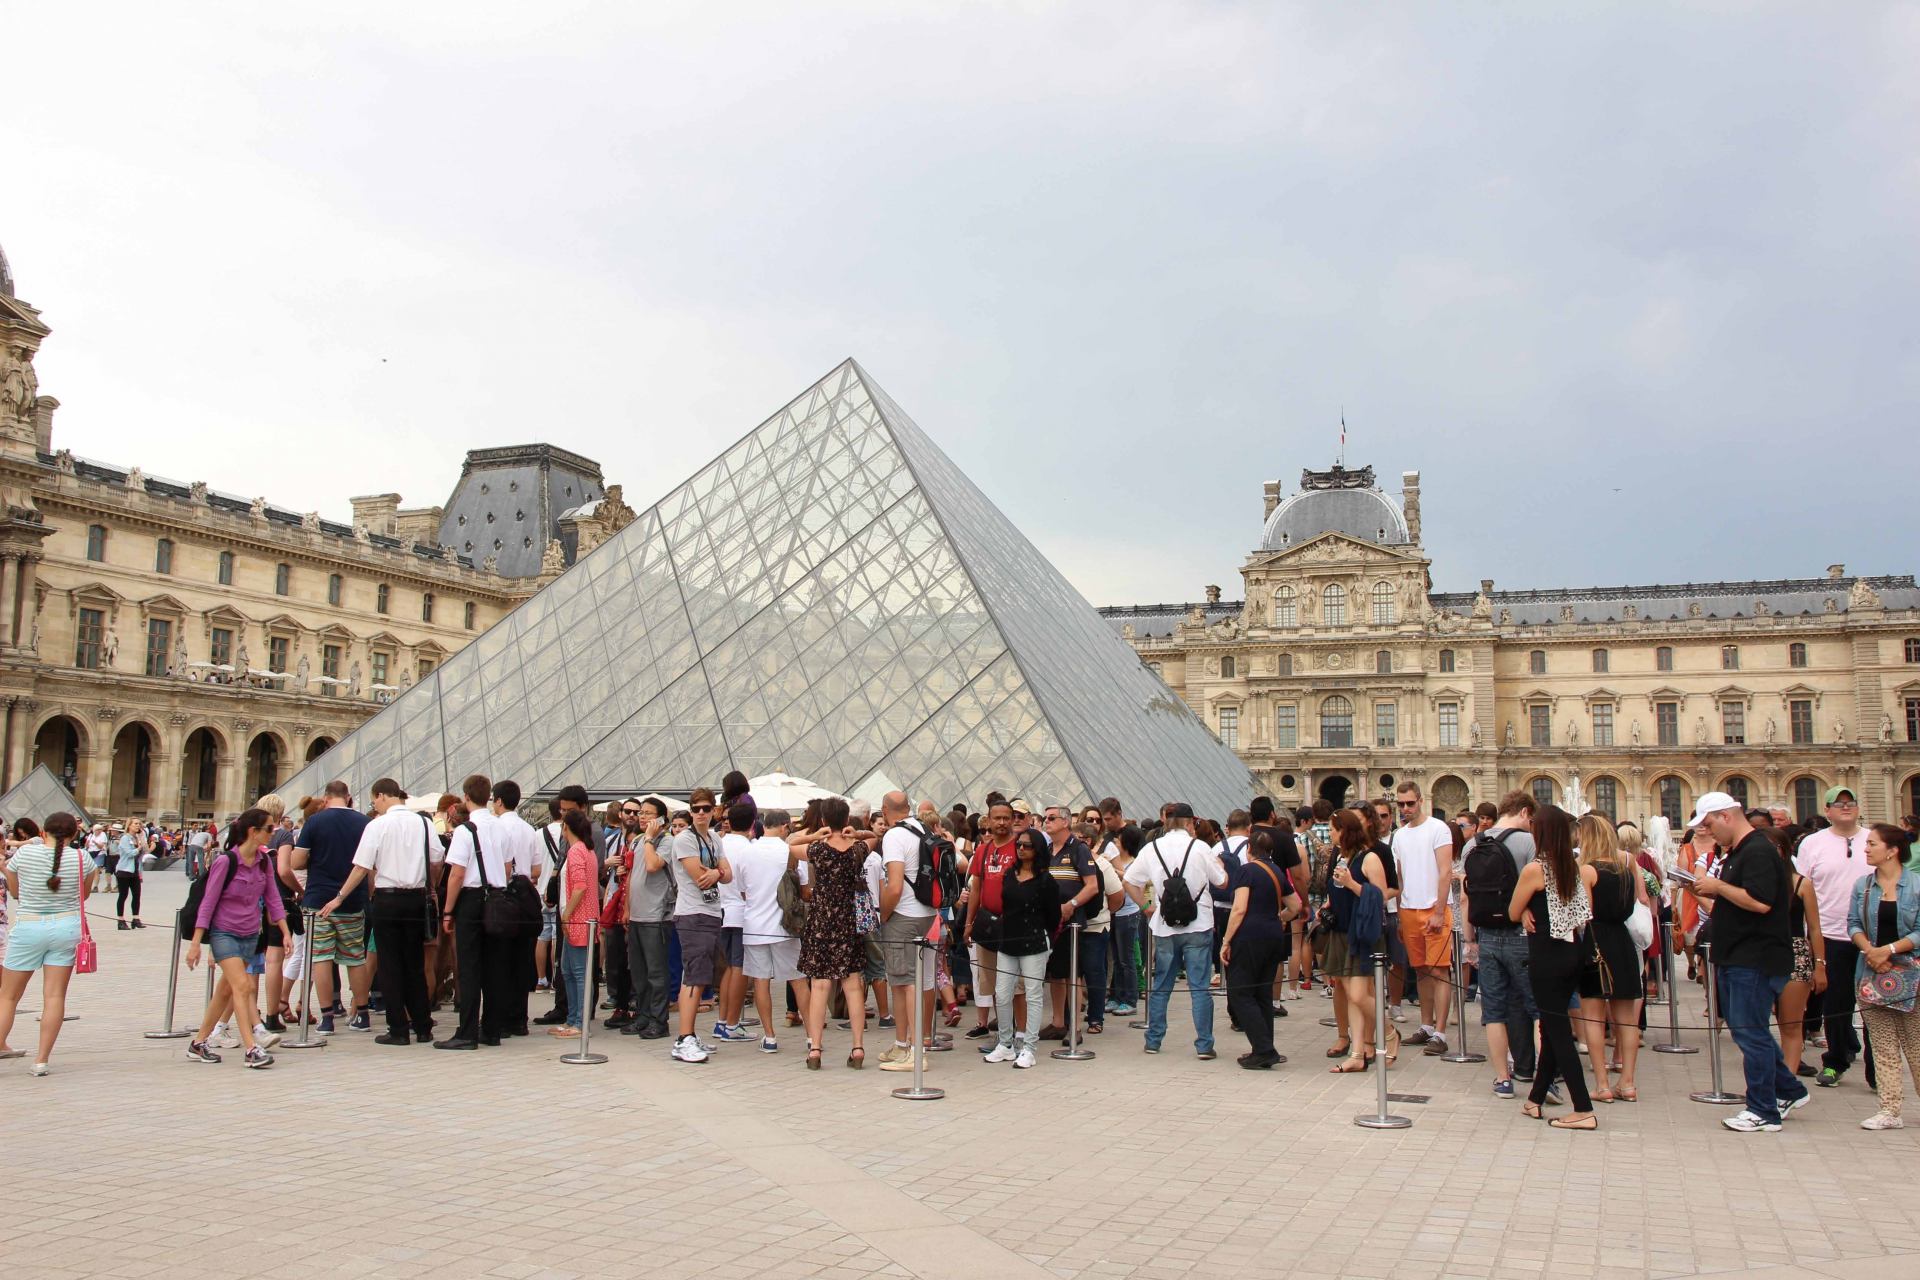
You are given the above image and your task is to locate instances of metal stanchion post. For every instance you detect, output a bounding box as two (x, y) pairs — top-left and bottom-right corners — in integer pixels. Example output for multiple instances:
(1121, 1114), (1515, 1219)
(1355, 951), (1412, 1130)
(1440, 931), (1485, 1064)
(892, 942), (944, 1101)
(1053, 923), (1095, 1061)
(1128, 930), (1154, 1030)
(281, 910), (326, 1050)
(1652, 920), (1697, 1056)
(561, 918), (607, 1065)
(1689, 943), (1740, 1104)
(144, 914), (192, 1039)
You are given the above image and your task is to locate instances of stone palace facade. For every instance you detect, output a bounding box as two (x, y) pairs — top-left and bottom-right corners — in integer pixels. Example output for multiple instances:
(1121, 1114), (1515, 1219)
(1101, 463), (1920, 829)
(0, 244), (635, 822)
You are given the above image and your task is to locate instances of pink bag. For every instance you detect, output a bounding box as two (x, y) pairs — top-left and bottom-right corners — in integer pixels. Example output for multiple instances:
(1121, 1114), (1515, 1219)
(74, 913), (98, 974)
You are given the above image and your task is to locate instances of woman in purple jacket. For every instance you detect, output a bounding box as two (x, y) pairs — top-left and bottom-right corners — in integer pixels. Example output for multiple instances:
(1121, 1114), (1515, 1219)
(185, 809), (293, 1069)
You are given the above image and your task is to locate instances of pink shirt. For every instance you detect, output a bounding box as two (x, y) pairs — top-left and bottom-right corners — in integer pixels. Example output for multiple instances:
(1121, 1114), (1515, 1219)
(1795, 828), (1868, 939)
(560, 842), (595, 948)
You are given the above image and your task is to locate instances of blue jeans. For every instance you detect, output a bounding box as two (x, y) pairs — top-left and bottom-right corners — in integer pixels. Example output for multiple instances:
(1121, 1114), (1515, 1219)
(1719, 965), (1808, 1124)
(1147, 930), (1215, 1053)
(560, 940), (589, 1030)
(1081, 926), (1110, 1025)
(1108, 914), (1142, 1005)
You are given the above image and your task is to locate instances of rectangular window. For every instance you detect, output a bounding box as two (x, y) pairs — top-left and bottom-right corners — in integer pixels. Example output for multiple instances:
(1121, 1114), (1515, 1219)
(1722, 701), (1745, 744)
(1374, 701), (1397, 747)
(322, 643), (342, 697)
(1656, 646), (1673, 672)
(210, 627), (232, 668)
(1529, 650), (1546, 675)
(1529, 704), (1551, 748)
(1591, 648), (1609, 673)
(1907, 698), (1920, 744)
(418, 658), (436, 679)
(327, 573), (342, 606)
(1789, 642), (1807, 669)
(1791, 699), (1814, 745)
(1275, 704), (1297, 750)
(1217, 706), (1239, 749)
(371, 651), (389, 687)
(86, 525), (107, 562)
(1721, 645), (1739, 671)
(376, 583), (390, 614)
(1656, 701), (1679, 747)
(1438, 649), (1455, 673)
(275, 563), (290, 596)
(268, 635), (289, 675)
(75, 607), (104, 669)
(464, 601), (477, 630)
(1437, 702), (1459, 748)
(217, 550), (234, 585)
(1592, 702), (1614, 747)
(155, 539), (173, 575)
(144, 618), (172, 677)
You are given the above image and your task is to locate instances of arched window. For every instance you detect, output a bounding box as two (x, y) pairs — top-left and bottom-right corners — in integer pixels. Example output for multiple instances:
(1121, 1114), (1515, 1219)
(217, 550), (234, 585)
(1220, 655), (1236, 679)
(1273, 586), (1296, 628)
(1370, 581), (1395, 626)
(1439, 648), (1455, 673)
(1375, 649), (1391, 675)
(376, 583), (390, 614)
(421, 592), (435, 623)
(1592, 776), (1618, 819)
(1658, 776), (1686, 827)
(1791, 777), (1820, 823)
(86, 524), (107, 562)
(1724, 776), (1750, 808)
(1322, 583), (1347, 627)
(1277, 653), (1293, 677)
(154, 538), (173, 575)
(1529, 649), (1547, 675)
(464, 601), (477, 630)
(1319, 695), (1354, 748)
(1529, 776), (1556, 809)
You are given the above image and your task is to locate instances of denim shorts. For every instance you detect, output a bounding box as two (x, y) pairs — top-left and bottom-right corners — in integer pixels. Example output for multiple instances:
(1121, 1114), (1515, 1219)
(540, 906), (557, 944)
(3, 913), (80, 971)
(210, 928), (261, 964)
(1475, 928), (1537, 1025)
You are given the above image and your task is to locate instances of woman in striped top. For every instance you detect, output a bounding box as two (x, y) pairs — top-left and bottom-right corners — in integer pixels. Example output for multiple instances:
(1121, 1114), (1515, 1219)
(0, 812), (87, 1076)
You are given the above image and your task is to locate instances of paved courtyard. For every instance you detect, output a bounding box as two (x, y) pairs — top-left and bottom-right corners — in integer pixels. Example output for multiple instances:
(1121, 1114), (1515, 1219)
(5, 873), (1918, 1280)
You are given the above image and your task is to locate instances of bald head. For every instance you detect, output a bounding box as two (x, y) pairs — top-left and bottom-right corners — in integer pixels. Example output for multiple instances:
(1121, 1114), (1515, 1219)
(881, 790), (909, 822)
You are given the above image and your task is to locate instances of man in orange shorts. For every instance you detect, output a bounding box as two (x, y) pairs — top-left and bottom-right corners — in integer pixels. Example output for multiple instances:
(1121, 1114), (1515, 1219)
(1391, 781), (1458, 1055)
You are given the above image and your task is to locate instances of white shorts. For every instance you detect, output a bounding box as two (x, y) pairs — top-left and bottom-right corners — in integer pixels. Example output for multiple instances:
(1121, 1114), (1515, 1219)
(743, 938), (801, 982)
(281, 930), (310, 984)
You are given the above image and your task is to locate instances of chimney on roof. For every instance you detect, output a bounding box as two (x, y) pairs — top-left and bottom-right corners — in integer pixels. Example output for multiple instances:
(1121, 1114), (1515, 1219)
(31, 396), (57, 453)
(1401, 471), (1421, 544)
(350, 493), (401, 537)
(1826, 563), (1846, 580)
(1262, 480), (1281, 521)
(1205, 584), (1222, 604)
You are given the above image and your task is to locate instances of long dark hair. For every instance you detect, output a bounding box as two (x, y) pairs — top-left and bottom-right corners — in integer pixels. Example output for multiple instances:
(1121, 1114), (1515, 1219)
(225, 808), (271, 851)
(1533, 805), (1578, 903)
(1330, 809), (1369, 857)
(10, 817), (39, 841)
(720, 770), (751, 805)
(562, 809), (595, 846)
(43, 811), (79, 893)
(1015, 829), (1047, 870)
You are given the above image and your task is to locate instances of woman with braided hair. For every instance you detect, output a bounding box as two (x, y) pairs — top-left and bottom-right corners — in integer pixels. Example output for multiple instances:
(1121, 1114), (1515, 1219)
(0, 811), (86, 1075)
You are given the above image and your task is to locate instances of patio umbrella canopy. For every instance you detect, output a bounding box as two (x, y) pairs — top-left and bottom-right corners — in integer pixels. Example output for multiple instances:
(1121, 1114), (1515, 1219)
(746, 772), (840, 810)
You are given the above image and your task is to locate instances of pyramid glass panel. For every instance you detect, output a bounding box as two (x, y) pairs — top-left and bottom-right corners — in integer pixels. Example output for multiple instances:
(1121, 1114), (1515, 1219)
(281, 360), (1254, 814)
(0, 764), (90, 827)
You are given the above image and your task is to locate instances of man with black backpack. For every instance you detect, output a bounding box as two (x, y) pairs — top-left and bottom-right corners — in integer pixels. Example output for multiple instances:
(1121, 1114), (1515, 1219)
(877, 790), (946, 1071)
(1123, 802), (1229, 1059)
(1462, 789), (1543, 1099)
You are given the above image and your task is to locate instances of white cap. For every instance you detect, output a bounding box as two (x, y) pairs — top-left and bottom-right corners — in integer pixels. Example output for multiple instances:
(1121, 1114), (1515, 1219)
(1687, 791), (1742, 828)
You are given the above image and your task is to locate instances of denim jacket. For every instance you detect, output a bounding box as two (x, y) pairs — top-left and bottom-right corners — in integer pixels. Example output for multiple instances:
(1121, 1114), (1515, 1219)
(1845, 869), (1920, 988)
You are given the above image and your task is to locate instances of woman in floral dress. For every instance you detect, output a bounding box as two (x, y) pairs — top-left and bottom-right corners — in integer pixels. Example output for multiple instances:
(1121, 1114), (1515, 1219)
(797, 797), (870, 1069)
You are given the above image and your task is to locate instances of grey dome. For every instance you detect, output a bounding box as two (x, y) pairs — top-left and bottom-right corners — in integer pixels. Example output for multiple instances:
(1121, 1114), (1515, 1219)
(1260, 486), (1409, 550)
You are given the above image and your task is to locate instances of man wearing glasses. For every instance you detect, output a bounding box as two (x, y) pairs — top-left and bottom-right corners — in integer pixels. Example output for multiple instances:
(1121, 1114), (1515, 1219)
(669, 787), (733, 1062)
(617, 796), (675, 1040)
(1391, 781), (1456, 1056)
(1795, 786), (1868, 1088)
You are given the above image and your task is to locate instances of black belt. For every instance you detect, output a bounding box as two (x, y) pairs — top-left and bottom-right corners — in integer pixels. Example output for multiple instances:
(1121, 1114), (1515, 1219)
(374, 886), (428, 894)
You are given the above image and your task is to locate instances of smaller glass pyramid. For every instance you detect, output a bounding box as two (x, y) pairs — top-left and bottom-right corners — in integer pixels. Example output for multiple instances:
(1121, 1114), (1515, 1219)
(282, 361), (1256, 813)
(0, 764), (90, 827)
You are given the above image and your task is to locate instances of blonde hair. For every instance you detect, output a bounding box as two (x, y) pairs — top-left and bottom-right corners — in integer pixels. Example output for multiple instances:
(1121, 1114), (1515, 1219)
(1577, 814), (1624, 868)
(256, 792), (287, 821)
(1617, 823), (1644, 854)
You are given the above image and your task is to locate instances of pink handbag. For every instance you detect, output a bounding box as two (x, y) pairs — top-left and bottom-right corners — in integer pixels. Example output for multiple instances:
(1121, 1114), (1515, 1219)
(74, 911), (98, 974)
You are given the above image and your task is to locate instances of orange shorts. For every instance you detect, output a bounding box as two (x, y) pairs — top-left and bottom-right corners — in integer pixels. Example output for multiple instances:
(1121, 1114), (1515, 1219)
(1398, 906), (1454, 968)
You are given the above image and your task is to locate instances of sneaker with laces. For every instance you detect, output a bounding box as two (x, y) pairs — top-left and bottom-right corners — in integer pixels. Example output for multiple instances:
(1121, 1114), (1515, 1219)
(253, 1026), (283, 1050)
(212, 1026), (241, 1049)
(1403, 1027), (1432, 1045)
(879, 1053), (924, 1072)
(348, 1009), (372, 1032)
(1861, 1111), (1905, 1130)
(1014, 1047), (1036, 1069)
(1815, 1067), (1842, 1088)
(878, 1043), (912, 1065)
(711, 1022), (754, 1042)
(876, 1015), (896, 1029)
(759, 1038), (780, 1053)
(672, 1035), (711, 1063)
(1781, 1093), (1812, 1118)
(964, 1024), (995, 1040)
(982, 1044), (1017, 1063)
(185, 1040), (222, 1064)
(1423, 1034), (1449, 1057)
(1493, 1079), (1515, 1099)
(1722, 1110), (1782, 1133)
(317, 1015), (336, 1036)
(244, 1046), (274, 1069)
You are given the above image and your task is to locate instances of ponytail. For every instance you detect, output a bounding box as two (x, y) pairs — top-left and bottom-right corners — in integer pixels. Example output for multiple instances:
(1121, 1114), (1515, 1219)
(42, 811), (80, 894)
(226, 807), (271, 851)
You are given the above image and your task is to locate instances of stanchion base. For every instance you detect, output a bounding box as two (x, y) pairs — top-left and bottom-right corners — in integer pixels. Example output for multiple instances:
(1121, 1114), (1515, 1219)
(924, 1041), (953, 1053)
(891, 1086), (945, 1100)
(1689, 1089), (1742, 1105)
(142, 1029), (193, 1040)
(1439, 1050), (1486, 1064)
(1050, 1047), (1096, 1061)
(1651, 1043), (1699, 1055)
(279, 1038), (327, 1050)
(1354, 1114), (1413, 1129)
(1127, 1020), (1149, 1030)
(561, 1052), (609, 1065)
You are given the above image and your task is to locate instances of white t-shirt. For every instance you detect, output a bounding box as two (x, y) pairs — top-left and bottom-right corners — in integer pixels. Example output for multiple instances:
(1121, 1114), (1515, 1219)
(1122, 832), (1227, 937)
(880, 820), (935, 920)
(489, 810), (544, 879)
(446, 809), (510, 890)
(351, 807), (441, 889)
(716, 833), (748, 929)
(862, 850), (885, 928)
(1392, 816), (1454, 911)
(731, 834), (807, 944)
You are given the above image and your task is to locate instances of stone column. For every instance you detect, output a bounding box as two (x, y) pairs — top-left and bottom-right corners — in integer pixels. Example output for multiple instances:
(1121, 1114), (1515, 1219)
(214, 749), (243, 818)
(0, 554), (17, 648)
(77, 733), (111, 818)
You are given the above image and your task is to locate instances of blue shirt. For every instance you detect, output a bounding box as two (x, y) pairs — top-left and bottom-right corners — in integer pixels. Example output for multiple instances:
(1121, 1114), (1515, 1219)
(114, 834), (142, 875)
(297, 806), (371, 911)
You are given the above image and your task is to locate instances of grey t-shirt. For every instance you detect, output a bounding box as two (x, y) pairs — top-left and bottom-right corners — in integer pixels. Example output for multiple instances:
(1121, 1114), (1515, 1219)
(1481, 826), (1536, 875)
(670, 827), (724, 919)
(627, 833), (676, 924)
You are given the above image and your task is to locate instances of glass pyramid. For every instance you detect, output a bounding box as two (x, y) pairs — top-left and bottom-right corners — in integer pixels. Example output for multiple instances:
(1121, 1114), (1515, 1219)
(0, 764), (90, 827)
(281, 361), (1256, 814)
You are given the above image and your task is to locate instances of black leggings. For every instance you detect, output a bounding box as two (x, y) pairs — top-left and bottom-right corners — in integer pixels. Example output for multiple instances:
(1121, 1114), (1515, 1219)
(1527, 937), (1591, 1110)
(116, 870), (142, 918)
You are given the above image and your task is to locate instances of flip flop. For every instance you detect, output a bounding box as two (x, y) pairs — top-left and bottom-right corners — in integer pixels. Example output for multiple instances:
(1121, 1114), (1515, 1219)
(1548, 1115), (1598, 1130)
(0, 1049), (22, 1060)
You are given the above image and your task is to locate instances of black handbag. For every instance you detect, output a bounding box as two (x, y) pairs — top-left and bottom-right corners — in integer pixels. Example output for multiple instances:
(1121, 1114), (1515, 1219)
(465, 823), (519, 940)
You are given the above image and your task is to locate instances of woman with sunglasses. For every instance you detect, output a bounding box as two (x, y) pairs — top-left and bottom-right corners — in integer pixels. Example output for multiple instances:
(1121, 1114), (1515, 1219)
(983, 828), (1062, 1068)
(1848, 824), (1920, 1130)
(184, 809), (294, 1070)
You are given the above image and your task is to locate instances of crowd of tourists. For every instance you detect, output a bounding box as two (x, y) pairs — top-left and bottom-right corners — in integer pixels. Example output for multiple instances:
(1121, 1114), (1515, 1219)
(1, 770), (1916, 1135)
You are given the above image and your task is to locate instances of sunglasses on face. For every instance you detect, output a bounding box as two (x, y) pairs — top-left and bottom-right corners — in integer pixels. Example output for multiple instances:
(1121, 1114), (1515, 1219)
(689, 804), (712, 813)
(1395, 801), (1418, 809)
(621, 807), (643, 816)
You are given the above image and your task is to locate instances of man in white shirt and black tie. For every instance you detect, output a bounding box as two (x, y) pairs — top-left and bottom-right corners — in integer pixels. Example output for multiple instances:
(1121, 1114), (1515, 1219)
(321, 777), (441, 1046)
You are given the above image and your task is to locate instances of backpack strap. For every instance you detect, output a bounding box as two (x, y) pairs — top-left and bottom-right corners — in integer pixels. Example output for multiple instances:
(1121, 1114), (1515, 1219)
(463, 821), (490, 890)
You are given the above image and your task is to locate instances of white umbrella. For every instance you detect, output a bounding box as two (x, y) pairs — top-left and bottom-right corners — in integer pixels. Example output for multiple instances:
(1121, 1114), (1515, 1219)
(746, 771), (839, 810)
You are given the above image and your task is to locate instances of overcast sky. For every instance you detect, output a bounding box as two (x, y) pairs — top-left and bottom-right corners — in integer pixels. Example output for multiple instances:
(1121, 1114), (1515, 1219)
(7, 3), (1915, 605)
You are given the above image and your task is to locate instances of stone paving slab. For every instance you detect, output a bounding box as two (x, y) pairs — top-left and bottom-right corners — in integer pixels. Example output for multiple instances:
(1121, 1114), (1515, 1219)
(2, 874), (1917, 1279)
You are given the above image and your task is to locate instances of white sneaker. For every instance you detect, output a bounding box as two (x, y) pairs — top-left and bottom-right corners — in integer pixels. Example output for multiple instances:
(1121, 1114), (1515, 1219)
(1013, 1047), (1036, 1069)
(982, 1044), (1017, 1063)
(1861, 1112), (1905, 1130)
(1390, 1006), (1407, 1023)
(253, 1024), (283, 1050)
(671, 1036), (711, 1063)
(1722, 1110), (1782, 1133)
(1781, 1094), (1812, 1118)
(212, 1026), (241, 1049)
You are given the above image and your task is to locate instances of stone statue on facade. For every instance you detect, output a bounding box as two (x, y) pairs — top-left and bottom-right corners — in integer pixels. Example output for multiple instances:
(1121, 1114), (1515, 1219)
(1402, 576), (1425, 615)
(235, 640), (250, 672)
(1880, 715), (1893, 743)
(294, 652), (310, 689)
(542, 538), (567, 576)
(1469, 720), (1482, 748)
(301, 510), (321, 531)
(1503, 720), (1516, 747)
(1, 343), (38, 428)
(1630, 718), (1642, 745)
(348, 661), (363, 698)
(189, 480), (208, 504)
(173, 636), (189, 679)
(250, 495), (267, 519)
(1765, 717), (1778, 744)
(1498, 608), (1512, 626)
(103, 627), (118, 666)
(1121, 622), (1135, 641)
(1300, 586), (1318, 624)
(1851, 578), (1882, 610)
(1567, 719), (1580, 747)
(1694, 716), (1709, 745)
(124, 466), (145, 492)
(1835, 720), (1847, 744)
(400, 667), (414, 690)
(52, 448), (75, 475)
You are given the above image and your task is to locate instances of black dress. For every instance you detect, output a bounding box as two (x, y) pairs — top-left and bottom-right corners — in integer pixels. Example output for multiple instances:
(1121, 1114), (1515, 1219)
(1580, 865), (1645, 1000)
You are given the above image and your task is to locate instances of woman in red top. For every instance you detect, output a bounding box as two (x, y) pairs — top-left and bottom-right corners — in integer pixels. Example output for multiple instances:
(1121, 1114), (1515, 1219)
(552, 810), (598, 1039)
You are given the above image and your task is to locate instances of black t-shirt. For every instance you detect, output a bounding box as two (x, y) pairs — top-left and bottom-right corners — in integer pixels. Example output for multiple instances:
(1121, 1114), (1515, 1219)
(1372, 839), (1401, 897)
(298, 806), (371, 911)
(1711, 830), (1792, 977)
(1251, 823), (1303, 882)
(1228, 856), (1289, 943)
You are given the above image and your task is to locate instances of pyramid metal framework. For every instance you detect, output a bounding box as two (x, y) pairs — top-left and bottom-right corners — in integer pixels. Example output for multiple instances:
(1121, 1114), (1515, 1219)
(281, 361), (1256, 813)
(0, 764), (90, 827)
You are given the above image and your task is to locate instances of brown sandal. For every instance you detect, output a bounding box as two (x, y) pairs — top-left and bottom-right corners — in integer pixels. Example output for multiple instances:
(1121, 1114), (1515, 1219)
(1330, 1053), (1369, 1073)
(1324, 1040), (1352, 1058)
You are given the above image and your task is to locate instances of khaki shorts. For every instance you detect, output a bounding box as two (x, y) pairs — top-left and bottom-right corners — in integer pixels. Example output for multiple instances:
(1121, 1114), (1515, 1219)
(1398, 906), (1453, 969)
(878, 912), (935, 989)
